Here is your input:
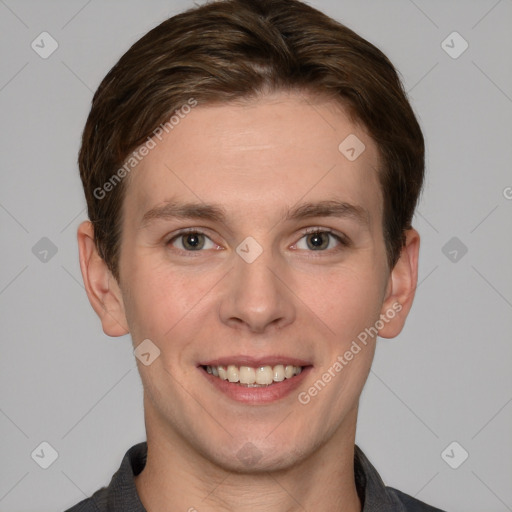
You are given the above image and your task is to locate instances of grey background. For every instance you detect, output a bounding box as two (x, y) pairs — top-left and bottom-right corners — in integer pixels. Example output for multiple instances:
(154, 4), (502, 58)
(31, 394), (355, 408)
(1, 0), (511, 510)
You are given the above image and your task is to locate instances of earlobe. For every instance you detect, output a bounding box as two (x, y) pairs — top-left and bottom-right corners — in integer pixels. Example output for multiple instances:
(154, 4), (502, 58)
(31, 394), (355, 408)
(378, 228), (420, 339)
(77, 220), (129, 337)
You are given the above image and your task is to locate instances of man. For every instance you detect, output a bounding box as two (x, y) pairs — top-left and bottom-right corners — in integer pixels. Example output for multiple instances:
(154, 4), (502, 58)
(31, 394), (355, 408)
(68, 0), (446, 510)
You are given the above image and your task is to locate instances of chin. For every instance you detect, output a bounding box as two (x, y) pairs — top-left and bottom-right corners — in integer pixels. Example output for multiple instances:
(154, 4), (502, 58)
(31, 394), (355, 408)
(200, 435), (312, 474)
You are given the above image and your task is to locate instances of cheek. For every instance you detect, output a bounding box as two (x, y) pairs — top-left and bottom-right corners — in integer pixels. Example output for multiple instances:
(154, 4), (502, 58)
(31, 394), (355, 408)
(122, 260), (220, 342)
(295, 264), (385, 343)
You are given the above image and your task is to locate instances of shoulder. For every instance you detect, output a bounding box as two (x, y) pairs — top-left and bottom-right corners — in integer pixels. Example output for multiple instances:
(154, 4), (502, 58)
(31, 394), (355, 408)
(63, 487), (107, 512)
(63, 442), (147, 512)
(354, 444), (446, 512)
(386, 487), (447, 512)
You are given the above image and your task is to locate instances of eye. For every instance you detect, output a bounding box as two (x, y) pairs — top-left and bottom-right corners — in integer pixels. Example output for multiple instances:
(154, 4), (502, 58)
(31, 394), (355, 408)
(168, 230), (217, 251)
(294, 229), (347, 251)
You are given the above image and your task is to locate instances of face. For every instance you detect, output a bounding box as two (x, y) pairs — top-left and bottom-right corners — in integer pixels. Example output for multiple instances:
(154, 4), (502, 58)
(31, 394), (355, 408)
(84, 90), (416, 473)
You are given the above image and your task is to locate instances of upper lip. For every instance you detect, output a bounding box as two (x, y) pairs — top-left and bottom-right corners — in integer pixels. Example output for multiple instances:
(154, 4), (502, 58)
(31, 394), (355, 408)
(199, 356), (312, 368)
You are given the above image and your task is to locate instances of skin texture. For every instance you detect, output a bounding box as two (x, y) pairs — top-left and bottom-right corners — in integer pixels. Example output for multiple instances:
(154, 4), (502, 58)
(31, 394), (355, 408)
(78, 90), (419, 512)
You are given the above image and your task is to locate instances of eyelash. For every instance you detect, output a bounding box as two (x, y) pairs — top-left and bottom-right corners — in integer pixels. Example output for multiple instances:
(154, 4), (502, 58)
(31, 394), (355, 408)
(166, 227), (350, 253)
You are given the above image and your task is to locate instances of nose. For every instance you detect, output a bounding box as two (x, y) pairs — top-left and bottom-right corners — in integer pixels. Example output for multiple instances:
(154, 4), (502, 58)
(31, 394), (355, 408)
(218, 245), (296, 334)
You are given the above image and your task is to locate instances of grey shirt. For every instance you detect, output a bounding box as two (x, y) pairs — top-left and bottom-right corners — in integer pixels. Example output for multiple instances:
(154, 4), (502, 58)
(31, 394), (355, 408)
(65, 442), (446, 511)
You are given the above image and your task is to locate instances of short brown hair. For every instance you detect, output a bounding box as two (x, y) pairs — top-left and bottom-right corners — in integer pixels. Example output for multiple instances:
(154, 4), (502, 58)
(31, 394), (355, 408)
(79, 0), (424, 282)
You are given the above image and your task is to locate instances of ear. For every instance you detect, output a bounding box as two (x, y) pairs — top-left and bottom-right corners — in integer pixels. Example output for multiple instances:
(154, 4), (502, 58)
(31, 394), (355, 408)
(77, 220), (129, 337)
(378, 228), (420, 339)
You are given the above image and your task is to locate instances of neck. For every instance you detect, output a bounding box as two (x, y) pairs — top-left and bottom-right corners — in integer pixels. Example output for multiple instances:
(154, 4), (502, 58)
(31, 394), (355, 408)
(135, 398), (362, 512)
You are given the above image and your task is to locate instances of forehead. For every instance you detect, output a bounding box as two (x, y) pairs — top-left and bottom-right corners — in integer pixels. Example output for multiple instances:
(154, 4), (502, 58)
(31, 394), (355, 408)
(123, 91), (383, 227)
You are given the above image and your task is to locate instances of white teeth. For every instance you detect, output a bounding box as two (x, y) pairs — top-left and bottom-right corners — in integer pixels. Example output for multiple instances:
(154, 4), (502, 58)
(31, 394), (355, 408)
(218, 366), (228, 380)
(239, 366), (256, 385)
(227, 364), (239, 383)
(273, 364), (285, 382)
(284, 365), (295, 379)
(256, 366), (273, 385)
(205, 364), (304, 386)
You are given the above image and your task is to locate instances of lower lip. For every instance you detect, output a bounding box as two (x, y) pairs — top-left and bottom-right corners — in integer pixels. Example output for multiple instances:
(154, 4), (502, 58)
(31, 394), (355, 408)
(200, 366), (312, 404)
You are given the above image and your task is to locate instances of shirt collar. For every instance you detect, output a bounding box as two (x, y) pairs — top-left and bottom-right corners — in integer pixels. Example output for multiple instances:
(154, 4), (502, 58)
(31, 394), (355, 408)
(354, 444), (406, 511)
(106, 442), (405, 511)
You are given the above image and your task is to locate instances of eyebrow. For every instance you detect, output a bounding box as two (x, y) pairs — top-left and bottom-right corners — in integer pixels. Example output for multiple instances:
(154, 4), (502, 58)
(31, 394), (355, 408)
(140, 198), (370, 229)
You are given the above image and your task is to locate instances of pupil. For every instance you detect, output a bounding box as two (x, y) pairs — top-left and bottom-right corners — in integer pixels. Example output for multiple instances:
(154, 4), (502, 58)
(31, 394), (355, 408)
(185, 233), (203, 250)
(308, 233), (327, 250)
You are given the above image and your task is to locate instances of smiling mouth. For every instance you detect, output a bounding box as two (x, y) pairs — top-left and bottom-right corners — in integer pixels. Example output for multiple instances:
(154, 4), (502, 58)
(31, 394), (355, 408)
(202, 364), (304, 387)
